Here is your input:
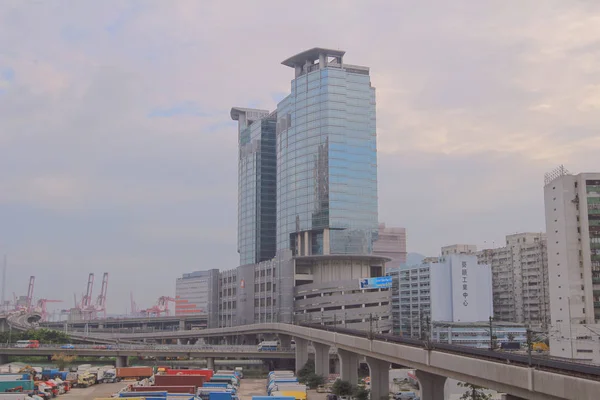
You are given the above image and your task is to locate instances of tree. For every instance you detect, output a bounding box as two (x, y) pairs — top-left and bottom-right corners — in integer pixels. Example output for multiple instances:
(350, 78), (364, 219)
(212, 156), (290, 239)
(305, 373), (325, 389)
(51, 353), (77, 371)
(457, 382), (492, 400)
(331, 380), (354, 397)
(353, 386), (370, 400)
(297, 360), (315, 383)
(507, 333), (515, 342)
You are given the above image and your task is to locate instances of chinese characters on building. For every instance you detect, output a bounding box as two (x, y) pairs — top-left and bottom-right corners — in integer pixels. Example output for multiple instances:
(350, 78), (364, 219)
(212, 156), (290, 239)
(462, 261), (468, 306)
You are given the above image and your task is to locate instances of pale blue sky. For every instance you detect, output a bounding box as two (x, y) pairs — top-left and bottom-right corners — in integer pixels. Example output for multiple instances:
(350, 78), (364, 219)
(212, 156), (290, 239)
(1, 1), (599, 313)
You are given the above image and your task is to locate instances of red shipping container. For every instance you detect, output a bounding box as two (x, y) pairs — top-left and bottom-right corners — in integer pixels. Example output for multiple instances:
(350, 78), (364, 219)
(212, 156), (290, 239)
(155, 374), (205, 388)
(131, 386), (196, 394)
(166, 369), (213, 380)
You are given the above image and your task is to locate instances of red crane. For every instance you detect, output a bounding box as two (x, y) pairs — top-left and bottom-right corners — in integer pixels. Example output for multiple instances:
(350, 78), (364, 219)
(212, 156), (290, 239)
(35, 299), (62, 321)
(142, 296), (175, 317)
(94, 272), (109, 318)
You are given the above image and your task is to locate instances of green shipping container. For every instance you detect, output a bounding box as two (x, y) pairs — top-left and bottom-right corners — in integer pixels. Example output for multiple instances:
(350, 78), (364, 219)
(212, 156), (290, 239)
(0, 380), (34, 392)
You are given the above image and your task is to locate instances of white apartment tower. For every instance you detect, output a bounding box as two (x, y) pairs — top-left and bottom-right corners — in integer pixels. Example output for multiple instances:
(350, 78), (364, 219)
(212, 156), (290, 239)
(544, 166), (600, 362)
(476, 233), (550, 328)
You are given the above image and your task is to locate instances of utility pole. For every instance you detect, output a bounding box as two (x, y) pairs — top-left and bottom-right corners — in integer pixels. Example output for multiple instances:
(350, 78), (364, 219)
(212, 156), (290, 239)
(489, 316), (495, 351)
(526, 328), (533, 367)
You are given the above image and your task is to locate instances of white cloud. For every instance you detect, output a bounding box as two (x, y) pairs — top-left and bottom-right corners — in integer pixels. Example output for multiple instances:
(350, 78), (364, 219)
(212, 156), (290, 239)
(1, 0), (599, 310)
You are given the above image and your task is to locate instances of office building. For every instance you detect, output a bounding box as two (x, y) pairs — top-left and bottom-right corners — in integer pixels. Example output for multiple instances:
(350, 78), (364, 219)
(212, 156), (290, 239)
(219, 48), (390, 332)
(396, 254), (493, 338)
(476, 233), (550, 328)
(544, 166), (600, 362)
(441, 244), (477, 256)
(373, 223), (407, 269)
(275, 48), (378, 256)
(175, 269), (220, 327)
(231, 108), (277, 265)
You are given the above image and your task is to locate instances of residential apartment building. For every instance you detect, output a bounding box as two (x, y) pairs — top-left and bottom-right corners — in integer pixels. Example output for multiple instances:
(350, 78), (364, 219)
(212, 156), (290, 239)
(441, 244), (477, 256)
(476, 233), (550, 328)
(396, 254), (493, 338)
(544, 166), (600, 363)
(175, 269), (220, 327)
(373, 223), (407, 269)
(217, 48), (390, 332)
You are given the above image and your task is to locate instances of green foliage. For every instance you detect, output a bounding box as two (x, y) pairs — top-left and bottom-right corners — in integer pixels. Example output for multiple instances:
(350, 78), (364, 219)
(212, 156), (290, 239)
(297, 360), (315, 383)
(458, 382), (492, 400)
(353, 386), (370, 400)
(507, 333), (515, 342)
(305, 373), (325, 389)
(0, 328), (70, 344)
(331, 380), (354, 396)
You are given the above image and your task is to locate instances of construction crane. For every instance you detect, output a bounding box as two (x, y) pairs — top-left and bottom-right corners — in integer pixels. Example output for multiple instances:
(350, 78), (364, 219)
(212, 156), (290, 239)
(142, 296), (175, 317)
(80, 273), (95, 309)
(93, 272), (109, 318)
(130, 292), (139, 315)
(26, 276), (35, 312)
(35, 299), (62, 321)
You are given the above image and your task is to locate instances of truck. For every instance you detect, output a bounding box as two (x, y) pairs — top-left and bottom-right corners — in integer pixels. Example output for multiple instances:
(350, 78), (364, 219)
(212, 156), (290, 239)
(166, 369), (213, 380)
(76, 373), (96, 388)
(116, 367), (153, 380)
(209, 392), (237, 400)
(101, 369), (118, 383)
(257, 341), (279, 351)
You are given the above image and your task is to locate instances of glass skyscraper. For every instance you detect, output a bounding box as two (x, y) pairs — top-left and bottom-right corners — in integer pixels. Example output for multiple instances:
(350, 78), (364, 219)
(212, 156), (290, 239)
(231, 108), (277, 265)
(276, 48), (378, 256)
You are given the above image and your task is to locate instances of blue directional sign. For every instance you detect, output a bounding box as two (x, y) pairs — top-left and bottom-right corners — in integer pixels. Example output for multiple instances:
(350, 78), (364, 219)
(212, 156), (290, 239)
(359, 276), (392, 289)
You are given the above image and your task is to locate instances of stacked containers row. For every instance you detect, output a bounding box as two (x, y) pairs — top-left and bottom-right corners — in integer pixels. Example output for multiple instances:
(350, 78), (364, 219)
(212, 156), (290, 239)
(266, 371), (306, 400)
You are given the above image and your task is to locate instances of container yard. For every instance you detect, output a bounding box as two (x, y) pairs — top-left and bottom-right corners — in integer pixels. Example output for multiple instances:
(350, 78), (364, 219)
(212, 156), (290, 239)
(0, 361), (323, 400)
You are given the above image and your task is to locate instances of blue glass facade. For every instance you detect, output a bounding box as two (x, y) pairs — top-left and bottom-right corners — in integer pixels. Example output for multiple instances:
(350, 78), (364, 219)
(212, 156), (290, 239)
(276, 53), (378, 256)
(233, 109), (277, 265)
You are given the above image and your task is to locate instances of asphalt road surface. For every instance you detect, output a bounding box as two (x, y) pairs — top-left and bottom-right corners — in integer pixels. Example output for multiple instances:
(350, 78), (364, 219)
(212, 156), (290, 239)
(61, 382), (126, 400)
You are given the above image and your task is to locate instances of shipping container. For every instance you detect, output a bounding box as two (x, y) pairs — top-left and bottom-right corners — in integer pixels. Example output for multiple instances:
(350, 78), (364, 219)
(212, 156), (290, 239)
(154, 375), (204, 388)
(116, 367), (154, 379)
(166, 369), (213, 380)
(131, 386), (195, 394)
(0, 380), (34, 392)
(208, 392), (234, 400)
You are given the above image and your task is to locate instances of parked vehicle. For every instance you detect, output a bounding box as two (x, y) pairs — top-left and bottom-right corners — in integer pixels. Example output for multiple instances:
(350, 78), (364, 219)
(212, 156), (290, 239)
(15, 340), (39, 349)
(101, 369), (118, 383)
(257, 341), (279, 351)
(76, 373), (96, 388)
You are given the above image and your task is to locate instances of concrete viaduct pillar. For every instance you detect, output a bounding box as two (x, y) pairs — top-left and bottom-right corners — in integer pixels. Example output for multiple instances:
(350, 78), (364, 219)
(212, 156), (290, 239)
(415, 370), (446, 400)
(337, 349), (358, 385)
(294, 337), (308, 373)
(206, 357), (215, 371)
(115, 356), (128, 368)
(279, 334), (292, 349)
(365, 357), (389, 400)
(0, 354), (8, 365)
(313, 342), (330, 378)
(501, 395), (527, 400)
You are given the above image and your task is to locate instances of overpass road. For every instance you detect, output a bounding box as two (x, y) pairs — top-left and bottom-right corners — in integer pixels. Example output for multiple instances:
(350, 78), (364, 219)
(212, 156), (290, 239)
(65, 322), (600, 400)
(0, 343), (295, 360)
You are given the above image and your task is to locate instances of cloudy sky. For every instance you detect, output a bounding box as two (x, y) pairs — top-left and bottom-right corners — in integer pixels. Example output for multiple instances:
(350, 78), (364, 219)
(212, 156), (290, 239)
(1, 1), (599, 314)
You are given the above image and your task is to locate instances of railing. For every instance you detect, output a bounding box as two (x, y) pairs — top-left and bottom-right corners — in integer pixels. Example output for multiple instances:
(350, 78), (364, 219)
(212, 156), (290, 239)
(0, 343), (294, 352)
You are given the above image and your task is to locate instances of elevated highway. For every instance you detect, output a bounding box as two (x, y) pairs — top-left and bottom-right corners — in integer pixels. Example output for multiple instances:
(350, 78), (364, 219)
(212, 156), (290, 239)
(0, 343), (293, 361)
(67, 322), (600, 400)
